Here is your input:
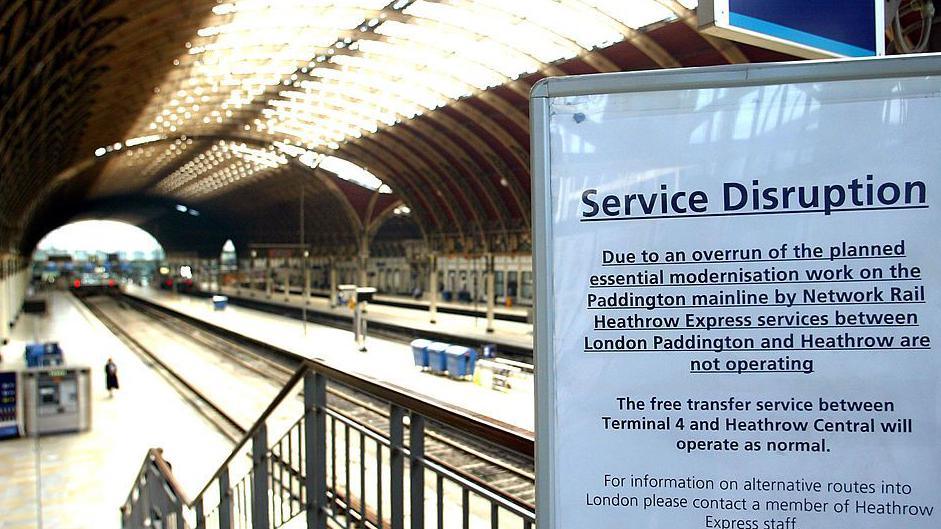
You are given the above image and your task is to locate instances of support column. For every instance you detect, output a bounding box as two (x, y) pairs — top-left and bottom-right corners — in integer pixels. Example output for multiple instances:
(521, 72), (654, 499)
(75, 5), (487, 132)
(6, 259), (14, 330)
(265, 257), (272, 299)
(235, 258), (242, 296)
(0, 258), (8, 345)
(9, 258), (20, 328)
(16, 263), (25, 320)
(428, 254), (438, 324)
(328, 259), (338, 308)
(250, 252), (257, 298)
(485, 254), (495, 333)
(303, 256), (311, 305)
(283, 266), (291, 302)
(358, 235), (369, 287)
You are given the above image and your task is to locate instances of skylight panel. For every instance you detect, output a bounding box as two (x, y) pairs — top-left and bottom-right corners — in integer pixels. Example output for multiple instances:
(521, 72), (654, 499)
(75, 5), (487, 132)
(319, 156), (390, 193)
(583, 0), (674, 29)
(405, 0), (578, 62)
(128, 0), (690, 186)
(355, 39), (506, 90)
(472, 0), (623, 50)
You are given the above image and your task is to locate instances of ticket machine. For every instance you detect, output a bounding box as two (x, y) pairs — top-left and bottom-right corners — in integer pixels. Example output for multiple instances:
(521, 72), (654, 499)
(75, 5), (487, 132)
(22, 367), (92, 436)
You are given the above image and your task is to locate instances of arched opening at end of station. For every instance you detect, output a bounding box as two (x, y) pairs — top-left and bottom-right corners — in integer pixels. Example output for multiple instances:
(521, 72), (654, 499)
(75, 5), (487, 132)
(32, 220), (166, 288)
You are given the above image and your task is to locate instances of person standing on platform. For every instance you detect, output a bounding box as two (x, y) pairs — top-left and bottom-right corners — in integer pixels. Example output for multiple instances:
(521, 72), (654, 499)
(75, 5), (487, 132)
(105, 358), (119, 398)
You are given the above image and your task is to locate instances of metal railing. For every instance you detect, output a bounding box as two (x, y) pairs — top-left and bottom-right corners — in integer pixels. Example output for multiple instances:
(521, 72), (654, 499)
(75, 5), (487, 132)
(121, 359), (535, 529)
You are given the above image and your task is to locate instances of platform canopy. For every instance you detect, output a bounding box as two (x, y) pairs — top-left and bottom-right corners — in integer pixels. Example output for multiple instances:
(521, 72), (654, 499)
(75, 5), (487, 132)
(1, 0), (795, 257)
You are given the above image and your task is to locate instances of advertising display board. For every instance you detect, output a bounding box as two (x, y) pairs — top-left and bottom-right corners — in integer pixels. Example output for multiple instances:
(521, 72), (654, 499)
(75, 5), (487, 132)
(0, 371), (21, 438)
(700, 1), (884, 58)
(531, 55), (941, 529)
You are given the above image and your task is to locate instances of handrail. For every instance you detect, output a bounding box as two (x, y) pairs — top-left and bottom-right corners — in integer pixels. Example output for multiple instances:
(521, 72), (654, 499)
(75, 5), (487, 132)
(191, 357), (535, 504)
(191, 367), (307, 501)
(122, 448), (192, 525)
(152, 448), (191, 506)
(123, 449), (192, 508)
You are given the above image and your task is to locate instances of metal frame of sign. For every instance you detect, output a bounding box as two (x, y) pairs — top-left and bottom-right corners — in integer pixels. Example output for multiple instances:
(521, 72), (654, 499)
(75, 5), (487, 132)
(529, 53), (941, 529)
(699, 0), (885, 58)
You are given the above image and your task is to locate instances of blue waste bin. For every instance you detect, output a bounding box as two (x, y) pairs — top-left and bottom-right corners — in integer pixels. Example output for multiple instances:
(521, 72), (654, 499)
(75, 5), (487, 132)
(410, 339), (432, 369)
(24, 343), (44, 367)
(212, 295), (229, 311)
(444, 345), (477, 378)
(25, 342), (63, 367)
(426, 342), (449, 374)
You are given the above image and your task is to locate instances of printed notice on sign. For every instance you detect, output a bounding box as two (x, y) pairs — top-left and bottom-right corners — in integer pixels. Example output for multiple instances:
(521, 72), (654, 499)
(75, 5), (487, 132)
(545, 75), (940, 528)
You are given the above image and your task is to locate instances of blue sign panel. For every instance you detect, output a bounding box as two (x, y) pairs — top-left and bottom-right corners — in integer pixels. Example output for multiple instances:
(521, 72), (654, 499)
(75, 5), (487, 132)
(701, 1), (884, 58)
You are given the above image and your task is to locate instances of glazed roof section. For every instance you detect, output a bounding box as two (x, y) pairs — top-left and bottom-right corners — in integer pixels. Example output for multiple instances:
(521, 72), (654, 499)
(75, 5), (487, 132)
(104, 0), (696, 201)
(1, 0), (796, 256)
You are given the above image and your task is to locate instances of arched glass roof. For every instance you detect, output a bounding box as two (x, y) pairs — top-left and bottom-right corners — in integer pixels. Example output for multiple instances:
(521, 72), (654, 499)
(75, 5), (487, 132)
(101, 0), (698, 199)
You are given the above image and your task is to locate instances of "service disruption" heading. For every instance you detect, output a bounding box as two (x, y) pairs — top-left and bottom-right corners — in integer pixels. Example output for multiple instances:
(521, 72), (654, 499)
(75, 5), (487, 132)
(580, 175), (927, 220)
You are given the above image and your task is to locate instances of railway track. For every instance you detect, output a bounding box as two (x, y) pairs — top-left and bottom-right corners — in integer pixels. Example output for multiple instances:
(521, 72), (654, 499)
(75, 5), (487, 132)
(79, 295), (247, 443)
(79, 292), (536, 507)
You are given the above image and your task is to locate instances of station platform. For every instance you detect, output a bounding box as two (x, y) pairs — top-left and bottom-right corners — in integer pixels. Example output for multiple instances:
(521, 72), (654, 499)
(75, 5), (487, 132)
(0, 292), (233, 529)
(241, 283), (532, 323)
(372, 292), (530, 321)
(212, 284), (535, 355)
(124, 285), (535, 433)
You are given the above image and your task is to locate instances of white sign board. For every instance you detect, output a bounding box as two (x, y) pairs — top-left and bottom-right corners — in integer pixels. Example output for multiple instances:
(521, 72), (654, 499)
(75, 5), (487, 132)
(531, 56), (941, 529)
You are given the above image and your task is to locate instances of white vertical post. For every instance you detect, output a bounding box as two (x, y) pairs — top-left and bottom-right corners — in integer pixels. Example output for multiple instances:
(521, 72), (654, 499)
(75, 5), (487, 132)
(303, 257), (311, 303)
(358, 235), (369, 288)
(250, 251), (258, 297)
(17, 262), (25, 317)
(235, 256), (242, 296)
(0, 257), (8, 345)
(283, 263), (290, 302)
(329, 259), (337, 308)
(265, 256), (272, 299)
